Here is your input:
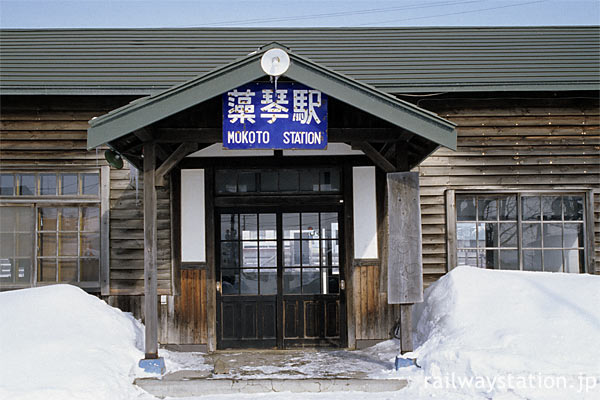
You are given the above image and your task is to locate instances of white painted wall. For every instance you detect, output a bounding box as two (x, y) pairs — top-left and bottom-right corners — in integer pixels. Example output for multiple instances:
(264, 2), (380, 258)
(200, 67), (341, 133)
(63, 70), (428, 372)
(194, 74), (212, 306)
(181, 169), (206, 262)
(352, 166), (379, 259)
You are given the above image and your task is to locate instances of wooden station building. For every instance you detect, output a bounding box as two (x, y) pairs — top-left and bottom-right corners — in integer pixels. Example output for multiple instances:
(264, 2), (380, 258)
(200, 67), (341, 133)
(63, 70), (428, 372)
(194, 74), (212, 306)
(1, 27), (599, 357)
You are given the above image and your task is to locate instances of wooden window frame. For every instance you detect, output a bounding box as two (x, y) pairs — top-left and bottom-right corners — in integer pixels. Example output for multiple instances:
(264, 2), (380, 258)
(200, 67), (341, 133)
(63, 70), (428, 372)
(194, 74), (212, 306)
(446, 189), (595, 274)
(0, 166), (110, 293)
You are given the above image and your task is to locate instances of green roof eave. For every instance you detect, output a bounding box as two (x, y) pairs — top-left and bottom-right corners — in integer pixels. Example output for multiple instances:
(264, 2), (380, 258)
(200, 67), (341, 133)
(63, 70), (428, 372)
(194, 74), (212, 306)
(87, 43), (456, 150)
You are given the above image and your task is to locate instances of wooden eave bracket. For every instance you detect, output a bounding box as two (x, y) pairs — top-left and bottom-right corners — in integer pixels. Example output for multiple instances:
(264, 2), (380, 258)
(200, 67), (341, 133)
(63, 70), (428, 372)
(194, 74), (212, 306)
(155, 142), (198, 186)
(353, 141), (397, 173)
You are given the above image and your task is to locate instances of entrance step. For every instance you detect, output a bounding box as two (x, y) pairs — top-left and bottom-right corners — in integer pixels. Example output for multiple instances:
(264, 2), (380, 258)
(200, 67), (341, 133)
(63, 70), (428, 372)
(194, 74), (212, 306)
(135, 377), (408, 397)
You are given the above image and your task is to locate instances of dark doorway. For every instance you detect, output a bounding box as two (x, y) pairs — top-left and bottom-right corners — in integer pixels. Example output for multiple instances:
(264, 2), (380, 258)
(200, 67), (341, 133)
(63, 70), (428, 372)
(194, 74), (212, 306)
(216, 208), (345, 349)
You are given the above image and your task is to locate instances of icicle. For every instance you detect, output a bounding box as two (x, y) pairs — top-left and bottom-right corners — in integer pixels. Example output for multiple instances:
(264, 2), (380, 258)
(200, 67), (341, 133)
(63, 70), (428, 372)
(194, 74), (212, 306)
(129, 162), (139, 203)
(274, 75), (279, 94)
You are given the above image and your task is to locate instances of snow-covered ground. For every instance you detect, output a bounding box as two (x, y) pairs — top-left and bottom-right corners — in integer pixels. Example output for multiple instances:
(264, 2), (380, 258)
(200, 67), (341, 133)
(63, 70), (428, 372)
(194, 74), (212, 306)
(1, 267), (599, 400)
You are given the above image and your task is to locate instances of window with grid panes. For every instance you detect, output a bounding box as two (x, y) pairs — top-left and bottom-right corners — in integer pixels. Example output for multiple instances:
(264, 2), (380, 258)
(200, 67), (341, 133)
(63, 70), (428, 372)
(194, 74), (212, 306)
(456, 193), (586, 273)
(0, 171), (103, 289)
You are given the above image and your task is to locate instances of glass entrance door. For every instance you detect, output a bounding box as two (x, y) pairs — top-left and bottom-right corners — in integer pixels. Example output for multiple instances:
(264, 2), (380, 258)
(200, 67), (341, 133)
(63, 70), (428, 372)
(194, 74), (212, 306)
(216, 209), (344, 349)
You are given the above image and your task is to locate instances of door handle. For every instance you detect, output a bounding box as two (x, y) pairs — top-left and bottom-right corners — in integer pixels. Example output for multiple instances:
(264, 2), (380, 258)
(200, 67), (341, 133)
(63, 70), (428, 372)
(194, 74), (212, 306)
(340, 279), (345, 291)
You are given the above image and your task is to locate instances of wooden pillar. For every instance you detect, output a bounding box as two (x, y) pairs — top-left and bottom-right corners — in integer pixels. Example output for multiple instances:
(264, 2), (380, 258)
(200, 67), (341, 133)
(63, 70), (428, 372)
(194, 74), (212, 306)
(143, 142), (158, 359)
(386, 172), (423, 354)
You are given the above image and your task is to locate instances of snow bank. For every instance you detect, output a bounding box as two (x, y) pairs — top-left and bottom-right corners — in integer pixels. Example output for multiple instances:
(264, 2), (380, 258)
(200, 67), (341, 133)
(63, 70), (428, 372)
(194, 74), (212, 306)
(411, 267), (600, 399)
(0, 285), (149, 400)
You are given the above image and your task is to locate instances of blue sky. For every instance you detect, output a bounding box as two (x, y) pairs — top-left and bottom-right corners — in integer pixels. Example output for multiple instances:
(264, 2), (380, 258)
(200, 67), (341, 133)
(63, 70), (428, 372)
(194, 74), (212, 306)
(0, 0), (598, 28)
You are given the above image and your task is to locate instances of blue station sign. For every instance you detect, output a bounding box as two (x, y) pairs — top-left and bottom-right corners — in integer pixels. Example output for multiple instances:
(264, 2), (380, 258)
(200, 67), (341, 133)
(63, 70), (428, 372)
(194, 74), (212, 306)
(222, 82), (328, 149)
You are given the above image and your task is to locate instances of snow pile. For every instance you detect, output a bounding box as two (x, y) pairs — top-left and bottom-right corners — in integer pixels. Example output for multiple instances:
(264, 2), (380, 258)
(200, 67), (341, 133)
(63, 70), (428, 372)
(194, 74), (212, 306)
(410, 267), (600, 399)
(0, 285), (150, 400)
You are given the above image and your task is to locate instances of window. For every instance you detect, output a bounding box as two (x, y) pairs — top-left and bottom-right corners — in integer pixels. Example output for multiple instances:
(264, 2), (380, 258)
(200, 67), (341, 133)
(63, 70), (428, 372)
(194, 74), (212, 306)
(215, 168), (341, 194)
(454, 193), (587, 273)
(0, 169), (106, 291)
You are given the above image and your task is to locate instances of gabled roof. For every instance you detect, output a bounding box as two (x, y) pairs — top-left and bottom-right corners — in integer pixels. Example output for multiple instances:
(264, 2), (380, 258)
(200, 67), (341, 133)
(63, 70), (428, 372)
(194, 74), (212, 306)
(87, 43), (456, 150)
(2, 27), (599, 95)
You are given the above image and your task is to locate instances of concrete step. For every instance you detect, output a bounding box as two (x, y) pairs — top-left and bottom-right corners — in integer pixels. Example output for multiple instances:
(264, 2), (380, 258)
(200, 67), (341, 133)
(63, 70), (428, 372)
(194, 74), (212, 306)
(135, 377), (408, 397)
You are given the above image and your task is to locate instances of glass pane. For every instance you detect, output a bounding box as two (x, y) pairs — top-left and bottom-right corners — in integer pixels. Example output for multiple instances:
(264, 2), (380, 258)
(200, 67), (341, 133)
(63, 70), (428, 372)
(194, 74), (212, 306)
(60, 208), (79, 231)
(259, 268), (277, 295)
(81, 173), (99, 196)
(240, 269), (258, 294)
(478, 198), (497, 221)
(16, 259), (31, 283)
(220, 214), (239, 240)
(457, 249), (478, 267)
(522, 223), (541, 248)
(543, 223), (562, 247)
(320, 168), (340, 192)
(39, 233), (57, 256)
(299, 169), (319, 191)
(476, 223), (486, 248)
(39, 208), (57, 231)
(215, 170), (237, 193)
(40, 174), (57, 195)
(0, 233), (14, 257)
(563, 223), (584, 248)
(563, 196), (583, 221)
(283, 240), (301, 266)
(320, 212), (338, 239)
(58, 234), (78, 256)
(81, 207), (100, 232)
(283, 213), (300, 239)
(0, 174), (14, 195)
(302, 268), (320, 294)
(80, 233), (100, 257)
(523, 250), (542, 271)
(221, 269), (239, 294)
(482, 223), (498, 247)
(499, 223), (518, 247)
(259, 241), (277, 267)
(17, 174), (36, 196)
(283, 268), (301, 294)
(499, 196), (517, 220)
(544, 250), (563, 272)
(0, 207), (15, 232)
(522, 196), (541, 221)
(240, 214), (257, 240)
(484, 249), (498, 269)
(80, 258), (99, 281)
(301, 213), (319, 238)
(499, 250), (519, 270)
(16, 233), (32, 257)
(16, 207), (34, 232)
(457, 223), (477, 248)
(542, 196), (562, 221)
(302, 240), (320, 266)
(60, 174), (78, 195)
(259, 171), (278, 192)
(456, 195), (476, 221)
(220, 242), (239, 268)
(0, 259), (13, 282)
(321, 240), (339, 266)
(39, 259), (57, 282)
(259, 214), (276, 240)
(241, 242), (258, 267)
(564, 250), (583, 273)
(327, 272), (340, 294)
(238, 172), (257, 193)
(279, 170), (299, 191)
(59, 259), (77, 281)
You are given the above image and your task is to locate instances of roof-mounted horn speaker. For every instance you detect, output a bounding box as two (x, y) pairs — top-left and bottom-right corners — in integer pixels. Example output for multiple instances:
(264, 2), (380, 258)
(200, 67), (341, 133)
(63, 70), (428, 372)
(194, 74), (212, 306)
(261, 48), (290, 77)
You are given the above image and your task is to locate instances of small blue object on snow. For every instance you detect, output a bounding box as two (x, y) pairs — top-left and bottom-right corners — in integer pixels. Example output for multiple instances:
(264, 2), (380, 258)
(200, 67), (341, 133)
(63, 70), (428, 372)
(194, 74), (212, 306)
(139, 357), (166, 375)
(395, 356), (418, 370)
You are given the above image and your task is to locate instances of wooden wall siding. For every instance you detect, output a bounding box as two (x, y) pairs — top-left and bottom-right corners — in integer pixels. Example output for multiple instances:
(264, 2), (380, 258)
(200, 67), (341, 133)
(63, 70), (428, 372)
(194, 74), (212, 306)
(352, 265), (402, 340)
(415, 97), (600, 281)
(109, 167), (173, 295)
(159, 269), (208, 344)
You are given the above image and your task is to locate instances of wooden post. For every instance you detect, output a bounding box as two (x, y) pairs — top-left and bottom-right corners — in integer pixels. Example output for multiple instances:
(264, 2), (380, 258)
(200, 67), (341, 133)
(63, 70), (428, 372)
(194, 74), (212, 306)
(387, 172), (423, 355)
(143, 142), (158, 359)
